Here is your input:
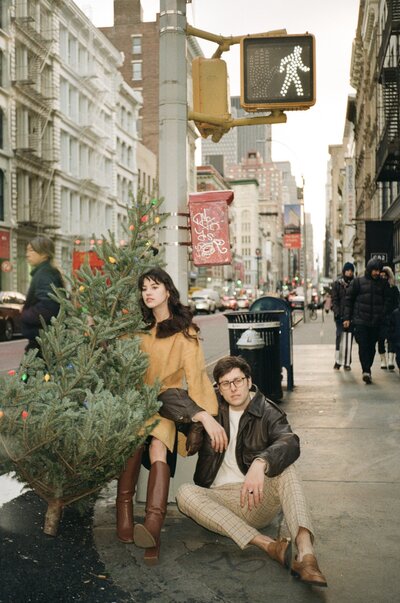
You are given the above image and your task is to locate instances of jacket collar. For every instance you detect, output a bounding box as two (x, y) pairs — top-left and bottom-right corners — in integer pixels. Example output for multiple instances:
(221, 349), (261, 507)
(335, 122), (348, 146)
(30, 259), (51, 277)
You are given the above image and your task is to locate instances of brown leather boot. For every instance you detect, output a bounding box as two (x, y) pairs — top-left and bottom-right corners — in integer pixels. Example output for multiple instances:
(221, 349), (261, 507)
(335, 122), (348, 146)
(134, 460), (170, 565)
(116, 446), (143, 543)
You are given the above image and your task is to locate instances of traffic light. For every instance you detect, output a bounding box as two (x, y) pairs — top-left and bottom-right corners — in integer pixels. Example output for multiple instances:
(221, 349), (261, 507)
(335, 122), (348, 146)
(191, 57), (231, 138)
(240, 33), (315, 111)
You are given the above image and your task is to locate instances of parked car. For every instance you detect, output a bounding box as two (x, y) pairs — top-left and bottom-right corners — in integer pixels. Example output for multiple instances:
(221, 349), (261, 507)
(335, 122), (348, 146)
(0, 291), (26, 341)
(190, 292), (217, 314)
(236, 296), (250, 310)
(221, 295), (238, 311)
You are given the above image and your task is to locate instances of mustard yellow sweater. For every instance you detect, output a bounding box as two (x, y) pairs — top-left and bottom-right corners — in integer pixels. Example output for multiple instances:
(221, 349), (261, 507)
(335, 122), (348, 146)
(139, 326), (218, 454)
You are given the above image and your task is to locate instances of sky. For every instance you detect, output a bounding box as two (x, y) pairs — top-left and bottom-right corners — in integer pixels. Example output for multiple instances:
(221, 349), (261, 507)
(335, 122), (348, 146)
(74, 0), (360, 260)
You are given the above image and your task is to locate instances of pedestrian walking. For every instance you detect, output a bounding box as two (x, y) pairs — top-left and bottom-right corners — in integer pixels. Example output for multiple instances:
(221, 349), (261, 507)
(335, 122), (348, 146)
(21, 235), (64, 354)
(377, 266), (399, 370)
(389, 296), (400, 373)
(323, 289), (332, 314)
(115, 267), (228, 565)
(331, 262), (355, 370)
(176, 355), (327, 588)
(343, 258), (390, 384)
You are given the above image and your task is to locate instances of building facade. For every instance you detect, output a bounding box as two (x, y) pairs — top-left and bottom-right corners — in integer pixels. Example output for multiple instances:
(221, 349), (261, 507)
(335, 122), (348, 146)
(0, 0), (142, 293)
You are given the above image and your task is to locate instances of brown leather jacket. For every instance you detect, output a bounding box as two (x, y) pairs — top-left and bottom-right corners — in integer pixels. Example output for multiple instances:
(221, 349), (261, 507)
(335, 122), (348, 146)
(193, 387), (300, 488)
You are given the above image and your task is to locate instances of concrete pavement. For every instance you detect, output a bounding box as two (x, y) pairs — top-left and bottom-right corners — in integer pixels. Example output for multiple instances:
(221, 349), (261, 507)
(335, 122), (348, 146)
(92, 311), (400, 602)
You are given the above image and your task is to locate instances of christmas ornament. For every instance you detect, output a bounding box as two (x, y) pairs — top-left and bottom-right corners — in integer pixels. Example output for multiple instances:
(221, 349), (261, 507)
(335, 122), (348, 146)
(66, 363), (74, 370)
(8, 370), (16, 376)
(44, 374), (51, 382)
(129, 225), (135, 231)
(21, 410), (28, 420)
(0, 410), (4, 419)
(122, 309), (129, 315)
(21, 373), (28, 382)
(151, 199), (157, 206)
(108, 256), (117, 264)
(75, 239), (81, 245)
(141, 215), (149, 223)
(79, 285), (85, 292)
(90, 239), (95, 245)
(154, 216), (161, 224)
(83, 400), (89, 410)
(81, 307), (89, 313)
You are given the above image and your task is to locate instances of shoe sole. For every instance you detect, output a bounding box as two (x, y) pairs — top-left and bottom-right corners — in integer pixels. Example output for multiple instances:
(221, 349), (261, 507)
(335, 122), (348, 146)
(291, 569), (328, 588)
(134, 524), (157, 548)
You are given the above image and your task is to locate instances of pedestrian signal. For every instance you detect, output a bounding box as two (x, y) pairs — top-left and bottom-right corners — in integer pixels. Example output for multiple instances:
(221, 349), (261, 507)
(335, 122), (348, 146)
(240, 33), (315, 111)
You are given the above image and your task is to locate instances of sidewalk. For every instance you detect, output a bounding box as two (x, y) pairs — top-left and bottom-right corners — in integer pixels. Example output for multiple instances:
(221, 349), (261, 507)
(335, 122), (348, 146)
(1, 314), (399, 602)
(92, 313), (400, 602)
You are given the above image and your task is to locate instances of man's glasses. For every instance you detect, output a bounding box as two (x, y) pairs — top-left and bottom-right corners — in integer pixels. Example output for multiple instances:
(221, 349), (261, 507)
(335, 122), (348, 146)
(218, 376), (248, 391)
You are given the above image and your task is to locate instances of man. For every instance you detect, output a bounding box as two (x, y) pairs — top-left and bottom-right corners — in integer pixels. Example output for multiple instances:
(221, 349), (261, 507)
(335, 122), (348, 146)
(176, 356), (327, 588)
(331, 262), (355, 370)
(343, 258), (390, 384)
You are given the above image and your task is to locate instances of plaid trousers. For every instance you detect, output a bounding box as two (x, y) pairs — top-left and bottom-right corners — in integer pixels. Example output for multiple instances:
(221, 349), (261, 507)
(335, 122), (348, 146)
(176, 464), (314, 550)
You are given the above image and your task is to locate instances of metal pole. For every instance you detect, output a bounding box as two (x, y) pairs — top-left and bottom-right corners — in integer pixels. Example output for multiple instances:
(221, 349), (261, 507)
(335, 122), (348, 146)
(159, 0), (188, 301)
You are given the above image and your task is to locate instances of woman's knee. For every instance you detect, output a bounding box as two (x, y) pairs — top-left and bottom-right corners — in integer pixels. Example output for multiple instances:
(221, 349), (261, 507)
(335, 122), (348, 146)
(148, 437), (168, 463)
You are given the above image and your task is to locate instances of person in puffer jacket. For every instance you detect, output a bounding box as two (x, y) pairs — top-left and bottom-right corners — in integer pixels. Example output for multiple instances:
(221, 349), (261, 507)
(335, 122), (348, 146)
(331, 262), (355, 370)
(343, 258), (391, 383)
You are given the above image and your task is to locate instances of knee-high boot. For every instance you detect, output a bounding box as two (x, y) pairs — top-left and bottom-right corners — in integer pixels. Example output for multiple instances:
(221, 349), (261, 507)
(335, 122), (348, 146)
(116, 446), (143, 543)
(134, 460), (170, 565)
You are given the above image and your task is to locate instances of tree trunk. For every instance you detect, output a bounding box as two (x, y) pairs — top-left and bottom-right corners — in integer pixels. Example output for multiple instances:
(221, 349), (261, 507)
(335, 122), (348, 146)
(43, 498), (64, 536)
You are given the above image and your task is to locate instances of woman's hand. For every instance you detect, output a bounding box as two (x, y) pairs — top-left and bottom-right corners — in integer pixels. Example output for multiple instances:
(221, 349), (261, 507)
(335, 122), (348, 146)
(192, 411), (228, 453)
(240, 459), (266, 510)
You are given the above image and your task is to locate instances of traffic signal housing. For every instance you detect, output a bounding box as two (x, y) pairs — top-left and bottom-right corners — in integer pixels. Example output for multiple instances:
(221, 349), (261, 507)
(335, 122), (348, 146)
(240, 33), (315, 111)
(191, 57), (231, 138)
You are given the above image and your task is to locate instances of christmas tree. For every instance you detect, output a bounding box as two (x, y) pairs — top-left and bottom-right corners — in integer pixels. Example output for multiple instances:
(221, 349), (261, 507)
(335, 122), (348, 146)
(0, 192), (164, 535)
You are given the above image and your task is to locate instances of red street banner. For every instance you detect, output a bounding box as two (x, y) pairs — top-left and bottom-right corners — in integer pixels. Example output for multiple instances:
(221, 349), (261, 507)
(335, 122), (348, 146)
(283, 204), (302, 249)
(0, 230), (10, 259)
(189, 191), (233, 266)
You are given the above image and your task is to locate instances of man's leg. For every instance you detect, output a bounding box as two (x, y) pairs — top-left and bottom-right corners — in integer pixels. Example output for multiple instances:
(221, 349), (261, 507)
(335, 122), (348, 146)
(176, 482), (259, 550)
(354, 325), (372, 376)
(334, 320), (343, 367)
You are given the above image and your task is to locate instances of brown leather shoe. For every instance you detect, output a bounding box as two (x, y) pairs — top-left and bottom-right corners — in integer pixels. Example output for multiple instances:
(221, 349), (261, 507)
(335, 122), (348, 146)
(266, 538), (292, 569)
(291, 554), (328, 587)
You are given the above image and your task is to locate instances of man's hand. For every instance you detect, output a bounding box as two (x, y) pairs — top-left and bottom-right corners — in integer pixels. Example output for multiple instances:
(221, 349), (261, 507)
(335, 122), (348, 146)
(240, 458), (266, 511)
(192, 411), (228, 453)
(343, 320), (350, 329)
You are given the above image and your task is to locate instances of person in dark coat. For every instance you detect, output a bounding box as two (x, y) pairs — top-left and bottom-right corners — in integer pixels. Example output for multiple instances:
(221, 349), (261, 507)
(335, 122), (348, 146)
(176, 356), (327, 588)
(21, 235), (64, 353)
(331, 262), (355, 370)
(388, 297), (400, 372)
(377, 266), (400, 370)
(343, 258), (390, 383)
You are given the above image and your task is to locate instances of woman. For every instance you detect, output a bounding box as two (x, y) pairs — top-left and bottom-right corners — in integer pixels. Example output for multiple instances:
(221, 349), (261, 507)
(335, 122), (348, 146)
(378, 266), (399, 370)
(21, 235), (64, 353)
(116, 267), (227, 565)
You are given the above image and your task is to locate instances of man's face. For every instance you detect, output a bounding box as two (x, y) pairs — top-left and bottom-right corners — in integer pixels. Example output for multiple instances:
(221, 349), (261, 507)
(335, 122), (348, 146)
(344, 270), (354, 279)
(217, 368), (252, 412)
(371, 269), (380, 279)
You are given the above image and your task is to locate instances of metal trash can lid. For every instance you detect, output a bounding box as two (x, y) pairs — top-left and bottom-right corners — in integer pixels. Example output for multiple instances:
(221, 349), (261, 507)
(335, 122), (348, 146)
(236, 328), (265, 349)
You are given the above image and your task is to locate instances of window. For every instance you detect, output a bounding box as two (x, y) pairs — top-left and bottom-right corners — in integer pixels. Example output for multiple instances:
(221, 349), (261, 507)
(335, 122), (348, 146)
(0, 107), (3, 148)
(132, 61), (142, 81)
(0, 169), (4, 221)
(131, 36), (142, 55)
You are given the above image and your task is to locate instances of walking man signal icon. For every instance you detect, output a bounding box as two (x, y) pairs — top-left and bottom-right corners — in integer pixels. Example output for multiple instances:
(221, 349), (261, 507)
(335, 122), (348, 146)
(279, 45), (310, 97)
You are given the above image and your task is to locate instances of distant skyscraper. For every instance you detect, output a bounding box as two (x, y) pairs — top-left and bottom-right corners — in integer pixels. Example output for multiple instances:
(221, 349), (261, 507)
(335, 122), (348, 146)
(201, 96), (272, 175)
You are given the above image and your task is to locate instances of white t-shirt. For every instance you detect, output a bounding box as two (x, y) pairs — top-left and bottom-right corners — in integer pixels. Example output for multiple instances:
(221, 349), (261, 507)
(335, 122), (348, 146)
(211, 408), (245, 488)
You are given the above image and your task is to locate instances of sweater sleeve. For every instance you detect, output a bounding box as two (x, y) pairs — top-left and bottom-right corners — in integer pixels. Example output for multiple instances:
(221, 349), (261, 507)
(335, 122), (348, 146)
(183, 336), (218, 416)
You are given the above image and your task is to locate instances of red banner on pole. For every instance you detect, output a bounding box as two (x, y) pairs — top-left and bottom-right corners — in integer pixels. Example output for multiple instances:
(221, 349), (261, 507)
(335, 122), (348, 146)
(0, 230), (10, 259)
(189, 191), (233, 266)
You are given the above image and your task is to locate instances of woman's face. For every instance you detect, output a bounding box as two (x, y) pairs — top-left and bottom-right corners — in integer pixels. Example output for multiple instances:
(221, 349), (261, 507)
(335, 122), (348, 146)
(26, 244), (48, 267)
(141, 277), (170, 313)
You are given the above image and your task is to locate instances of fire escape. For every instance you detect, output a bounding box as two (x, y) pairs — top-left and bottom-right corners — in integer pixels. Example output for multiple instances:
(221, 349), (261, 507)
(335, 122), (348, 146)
(376, 0), (400, 183)
(12, 1), (59, 229)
